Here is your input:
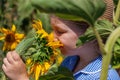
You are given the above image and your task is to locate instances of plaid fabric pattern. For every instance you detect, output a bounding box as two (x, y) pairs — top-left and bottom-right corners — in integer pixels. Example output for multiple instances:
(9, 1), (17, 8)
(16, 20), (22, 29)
(74, 56), (120, 80)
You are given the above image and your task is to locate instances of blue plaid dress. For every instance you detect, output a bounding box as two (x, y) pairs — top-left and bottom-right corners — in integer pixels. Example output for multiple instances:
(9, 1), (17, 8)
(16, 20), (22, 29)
(61, 55), (120, 80)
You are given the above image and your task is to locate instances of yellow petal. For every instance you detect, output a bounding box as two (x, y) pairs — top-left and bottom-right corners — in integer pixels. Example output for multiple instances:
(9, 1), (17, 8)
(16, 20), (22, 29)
(32, 24), (38, 30)
(48, 32), (54, 42)
(35, 64), (41, 80)
(36, 20), (42, 30)
(26, 58), (32, 65)
(44, 62), (51, 70)
(57, 55), (63, 65)
(37, 30), (48, 38)
(47, 41), (63, 49)
(41, 65), (45, 75)
(33, 20), (42, 30)
(2, 42), (11, 51)
(11, 42), (17, 50)
(16, 40), (20, 43)
(0, 28), (9, 34)
(15, 33), (24, 40)
(2, 42), (7, 51)
(29, 65), (35, 76)
(11, 24), (16, 32)
(0, 36), (5, 40)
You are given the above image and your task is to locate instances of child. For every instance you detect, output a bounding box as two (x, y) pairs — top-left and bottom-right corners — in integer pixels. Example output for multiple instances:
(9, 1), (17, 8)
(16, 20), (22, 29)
(50, 16), (120, 80)
(2, 15), (120, 80)
(2, 0), (120, 80)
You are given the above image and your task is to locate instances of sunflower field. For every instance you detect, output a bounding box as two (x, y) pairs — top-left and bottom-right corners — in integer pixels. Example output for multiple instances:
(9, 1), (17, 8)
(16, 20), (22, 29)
(0, 0), (120, 80)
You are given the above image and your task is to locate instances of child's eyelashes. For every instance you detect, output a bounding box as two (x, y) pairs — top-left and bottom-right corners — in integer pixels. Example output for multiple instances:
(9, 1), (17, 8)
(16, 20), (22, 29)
(52, 25), (67, 35)
(55, 30), (65, 35)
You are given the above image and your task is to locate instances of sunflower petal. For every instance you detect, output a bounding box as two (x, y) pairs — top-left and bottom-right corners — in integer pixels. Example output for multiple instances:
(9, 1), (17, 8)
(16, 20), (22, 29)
(48, 32), (54, 42)
(11, 42), (17, 50)
(44, 62), (51, 70)
(47, 41), (63, 49)
(35, 64), (41, 80)
(15, 33), (24, 40)
(2, 42), (9, 51)
(0, 28), (9, 34)
(33, 20), (42, 30)
(41, 65), (45, 75)
(37, 30), (48, 38)
(29, 65), (35, 76)
(56, 55), (63, 65)
(0, 36), (5, 40)
(2, 42), (6, 51)
(11, 24), (16, 32)
(26, 58), (32, 65)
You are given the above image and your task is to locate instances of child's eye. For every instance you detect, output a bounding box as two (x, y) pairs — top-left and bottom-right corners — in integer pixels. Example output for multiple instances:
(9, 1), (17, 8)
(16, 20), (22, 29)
(53, 26), (67, 35)
(55, 30), (64, 35)
(55, 28), (66, 35)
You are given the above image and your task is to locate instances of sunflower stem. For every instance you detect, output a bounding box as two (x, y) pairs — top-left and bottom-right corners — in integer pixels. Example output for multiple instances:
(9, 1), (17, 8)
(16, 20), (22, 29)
(91, 26), (106, 55)
(100, 26), (120, 80)
(113, 0), (120, 26)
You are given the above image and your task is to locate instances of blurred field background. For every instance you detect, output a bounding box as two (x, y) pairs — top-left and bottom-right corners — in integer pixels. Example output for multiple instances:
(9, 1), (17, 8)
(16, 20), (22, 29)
(0, 0), (119, 78)
(0, 0), (53, 75)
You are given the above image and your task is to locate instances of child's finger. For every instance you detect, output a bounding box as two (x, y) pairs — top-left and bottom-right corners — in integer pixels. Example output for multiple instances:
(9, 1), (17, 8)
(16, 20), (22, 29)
(11, 51), (21, 61)
(6, 51), (14, 64)
(2, 64), (7, 72)
(3, 58), (10, 67)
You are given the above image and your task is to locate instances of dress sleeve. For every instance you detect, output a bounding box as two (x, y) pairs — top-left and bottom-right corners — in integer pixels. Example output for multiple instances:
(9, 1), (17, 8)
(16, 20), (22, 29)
(60, 55), (80, 71)
(107, 68), (120, 80)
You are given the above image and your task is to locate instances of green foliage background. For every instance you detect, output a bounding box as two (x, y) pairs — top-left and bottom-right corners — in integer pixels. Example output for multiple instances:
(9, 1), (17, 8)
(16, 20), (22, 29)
(0, 0), (52, 34)
(0, 0), (120, 80)
(0, 0), (52, 79)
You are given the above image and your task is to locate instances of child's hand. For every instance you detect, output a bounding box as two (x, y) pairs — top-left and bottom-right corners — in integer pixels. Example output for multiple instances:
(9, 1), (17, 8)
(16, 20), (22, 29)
(2, 51), (29, 80)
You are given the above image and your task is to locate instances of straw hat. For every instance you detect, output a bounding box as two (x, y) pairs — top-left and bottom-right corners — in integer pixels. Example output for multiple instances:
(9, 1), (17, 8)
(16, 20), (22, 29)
(100, 0), (114, 21)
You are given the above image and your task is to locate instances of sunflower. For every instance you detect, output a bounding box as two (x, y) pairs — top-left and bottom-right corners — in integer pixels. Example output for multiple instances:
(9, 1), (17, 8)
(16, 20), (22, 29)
(25, 20), (63, 80)
(0, 25), (25, 51)
(32, 20), (63, 49)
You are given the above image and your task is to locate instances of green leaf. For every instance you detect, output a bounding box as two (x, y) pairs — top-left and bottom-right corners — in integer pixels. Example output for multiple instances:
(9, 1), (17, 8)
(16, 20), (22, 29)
(31, 0), (106, 25)
(112, 37), (120, 69)
(39, 66), (74, 80)
(18, 0), (34, 19)
(46, 64), (59, 75)
(76, 20), (115, 46)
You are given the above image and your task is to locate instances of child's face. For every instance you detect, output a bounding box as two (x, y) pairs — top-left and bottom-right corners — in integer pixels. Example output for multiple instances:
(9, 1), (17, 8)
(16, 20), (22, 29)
(50, 16), (87, 55)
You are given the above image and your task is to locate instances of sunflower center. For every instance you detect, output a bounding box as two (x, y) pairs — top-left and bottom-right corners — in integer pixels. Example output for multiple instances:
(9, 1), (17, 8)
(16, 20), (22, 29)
(5, 32), (15, 42)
